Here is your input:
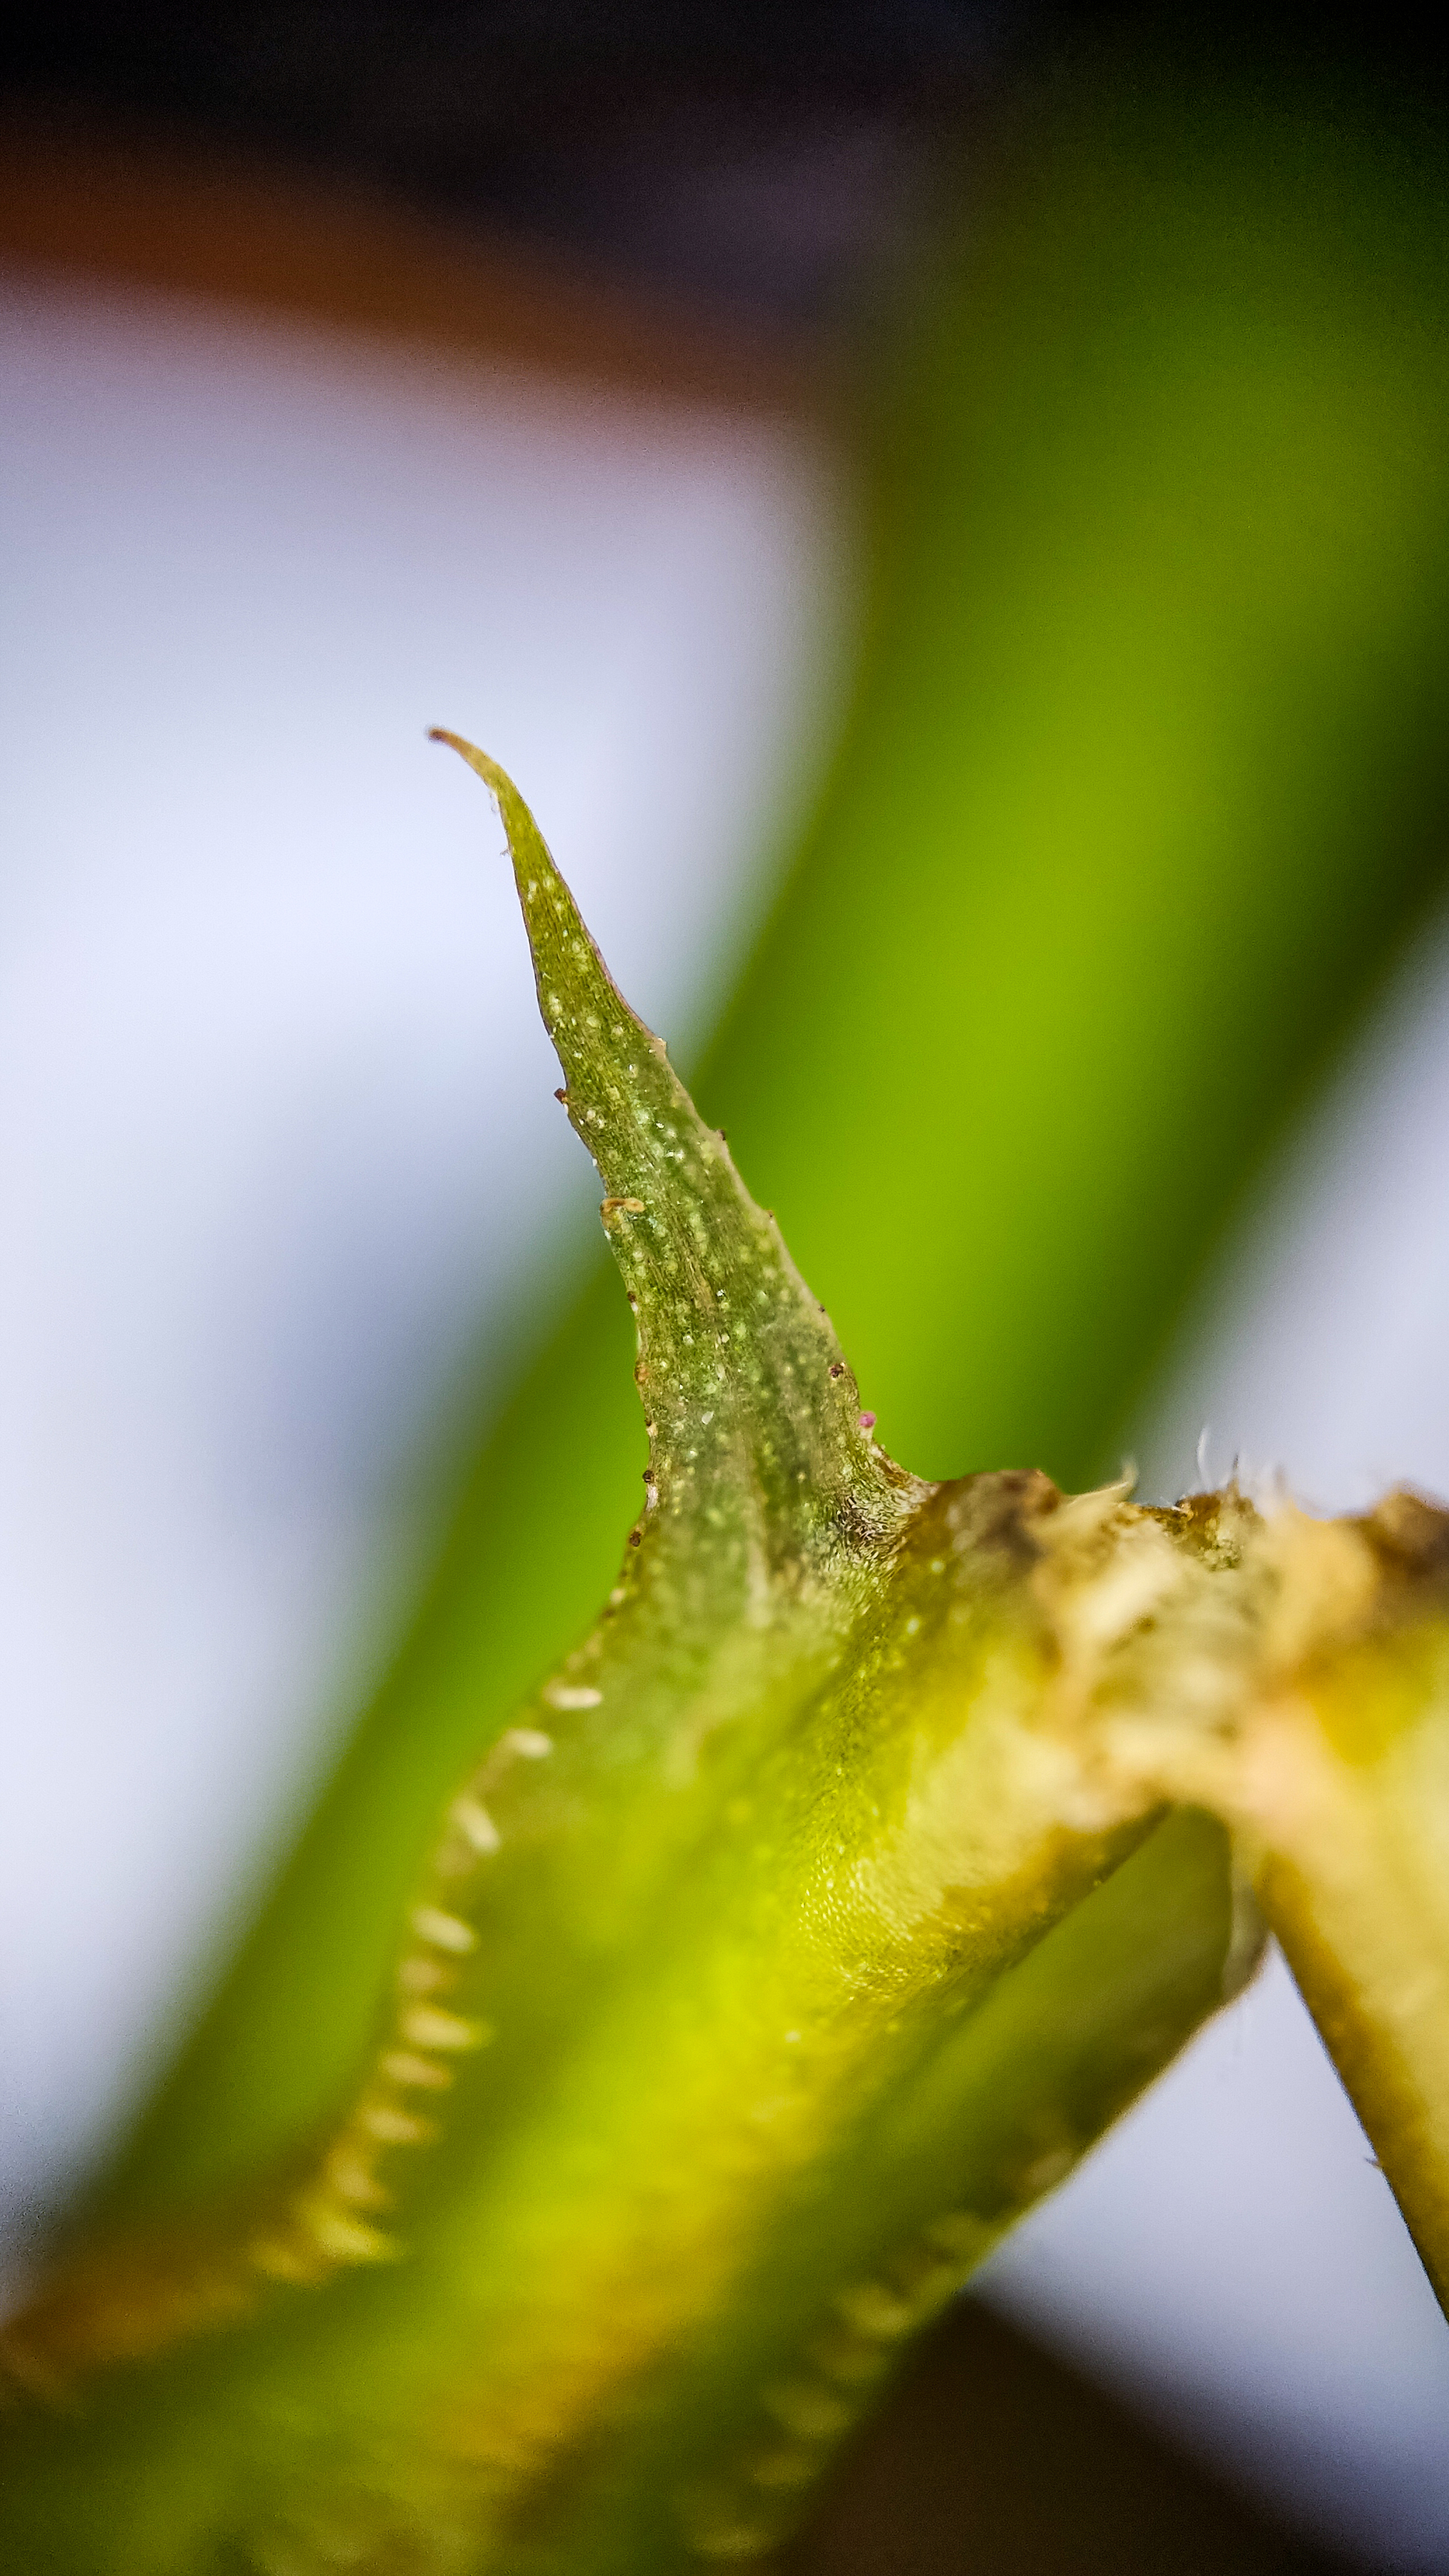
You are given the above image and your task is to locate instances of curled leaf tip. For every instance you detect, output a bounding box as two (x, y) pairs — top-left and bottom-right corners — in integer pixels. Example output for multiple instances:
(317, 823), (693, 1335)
(429, 726), (518, 824)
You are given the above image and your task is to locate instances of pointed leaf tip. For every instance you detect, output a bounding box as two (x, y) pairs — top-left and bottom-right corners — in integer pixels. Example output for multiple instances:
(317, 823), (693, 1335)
(438, 732), (911, 1552)
(430, 728), (532, 852)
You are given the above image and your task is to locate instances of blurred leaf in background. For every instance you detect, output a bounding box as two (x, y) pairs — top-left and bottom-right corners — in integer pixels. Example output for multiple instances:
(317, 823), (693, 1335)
(88, 42), (1449, 2249)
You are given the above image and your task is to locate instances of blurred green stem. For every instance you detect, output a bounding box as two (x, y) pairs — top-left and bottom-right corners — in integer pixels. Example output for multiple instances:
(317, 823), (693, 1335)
(93, 62), (1449, 2230)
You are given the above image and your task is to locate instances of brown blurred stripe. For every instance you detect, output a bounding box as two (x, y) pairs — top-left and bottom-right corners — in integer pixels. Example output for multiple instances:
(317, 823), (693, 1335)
(0, 113), (825, 420)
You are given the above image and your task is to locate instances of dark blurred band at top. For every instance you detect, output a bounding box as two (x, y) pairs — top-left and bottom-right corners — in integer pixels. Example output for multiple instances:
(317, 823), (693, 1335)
(4, 2), (1449, 335)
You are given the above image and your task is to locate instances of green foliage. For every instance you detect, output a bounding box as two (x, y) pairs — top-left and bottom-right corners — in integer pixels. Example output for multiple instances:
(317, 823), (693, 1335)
(6, 55), (1449, 2576)
(8, 747), (1449, 2574)
(97, 72), (1449, 2241)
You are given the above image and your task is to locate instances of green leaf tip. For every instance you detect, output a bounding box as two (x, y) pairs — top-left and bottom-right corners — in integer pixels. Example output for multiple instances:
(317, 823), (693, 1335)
(432, 730), (916, 1567)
